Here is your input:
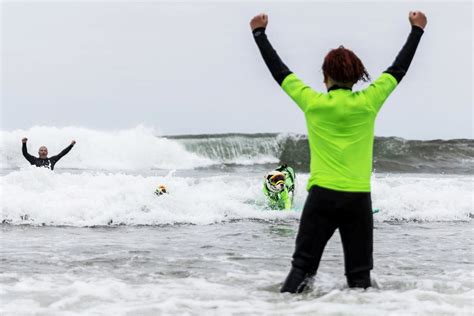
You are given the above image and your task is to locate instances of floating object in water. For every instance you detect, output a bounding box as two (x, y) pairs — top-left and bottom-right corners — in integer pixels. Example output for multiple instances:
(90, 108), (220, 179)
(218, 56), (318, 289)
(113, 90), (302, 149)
(155, 184), (168, 196)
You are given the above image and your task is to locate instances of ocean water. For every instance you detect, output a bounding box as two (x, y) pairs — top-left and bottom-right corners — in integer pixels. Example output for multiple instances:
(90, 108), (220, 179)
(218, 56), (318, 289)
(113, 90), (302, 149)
(1, 126), (473, 315)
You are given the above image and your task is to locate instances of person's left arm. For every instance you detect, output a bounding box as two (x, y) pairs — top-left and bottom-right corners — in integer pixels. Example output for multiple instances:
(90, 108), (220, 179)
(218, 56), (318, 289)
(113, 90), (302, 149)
(50, 140), (75, 162)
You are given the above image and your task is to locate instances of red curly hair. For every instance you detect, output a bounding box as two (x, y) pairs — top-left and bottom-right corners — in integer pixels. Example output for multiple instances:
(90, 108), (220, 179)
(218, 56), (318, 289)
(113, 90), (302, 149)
(322, 46), (370, 84)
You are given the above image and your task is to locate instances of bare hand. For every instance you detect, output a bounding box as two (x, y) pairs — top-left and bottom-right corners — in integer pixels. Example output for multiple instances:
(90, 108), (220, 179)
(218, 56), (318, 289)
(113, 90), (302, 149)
(250, 14), (268, 31)
(71, 140), (76, 145)
(409, 11), (427, 29)
(22, 138), (28, 144)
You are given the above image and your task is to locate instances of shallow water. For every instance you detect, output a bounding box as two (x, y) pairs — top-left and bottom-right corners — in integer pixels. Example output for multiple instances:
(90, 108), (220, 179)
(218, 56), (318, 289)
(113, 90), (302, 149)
(1, 127), (473, 314)
(1, 221), (473, 315)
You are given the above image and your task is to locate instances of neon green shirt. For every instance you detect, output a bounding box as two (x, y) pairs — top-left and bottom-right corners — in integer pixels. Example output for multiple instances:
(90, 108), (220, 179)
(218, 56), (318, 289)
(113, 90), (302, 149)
(281, 73), (398, 192)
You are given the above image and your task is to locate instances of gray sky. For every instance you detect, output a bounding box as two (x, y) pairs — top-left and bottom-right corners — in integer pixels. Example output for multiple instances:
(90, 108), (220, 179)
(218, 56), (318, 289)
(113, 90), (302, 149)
(1, 0), (473, 139)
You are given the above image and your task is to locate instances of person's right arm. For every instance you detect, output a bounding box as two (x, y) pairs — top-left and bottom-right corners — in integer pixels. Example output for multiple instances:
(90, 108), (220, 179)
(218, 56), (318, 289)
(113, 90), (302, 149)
(21, 138), (36, 165)
(385, 11), (427, 83)
(250, 14), (321, 112)
(364, 11), (427, 113)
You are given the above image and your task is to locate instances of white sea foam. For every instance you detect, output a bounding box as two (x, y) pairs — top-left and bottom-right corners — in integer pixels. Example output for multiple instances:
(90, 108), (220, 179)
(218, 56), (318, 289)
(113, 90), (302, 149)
(0, 168), (297, 226)
(372, 174), (473, 222)
(1, 169), (471, 226)
(0, 126), (214, 170)
(223, 155), (279, 165)
(1, 270), (472, 316)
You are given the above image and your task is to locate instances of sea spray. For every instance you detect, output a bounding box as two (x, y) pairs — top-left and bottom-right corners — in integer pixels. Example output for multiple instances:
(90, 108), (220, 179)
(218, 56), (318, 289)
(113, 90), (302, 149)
(1, 126), (213, 170)
(1, 169), (471, 226)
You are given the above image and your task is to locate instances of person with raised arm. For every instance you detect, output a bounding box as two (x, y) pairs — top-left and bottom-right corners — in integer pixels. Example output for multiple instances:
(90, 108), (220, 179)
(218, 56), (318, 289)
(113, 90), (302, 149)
(250, 11), (427, 292)
(22, 138), (76, 170)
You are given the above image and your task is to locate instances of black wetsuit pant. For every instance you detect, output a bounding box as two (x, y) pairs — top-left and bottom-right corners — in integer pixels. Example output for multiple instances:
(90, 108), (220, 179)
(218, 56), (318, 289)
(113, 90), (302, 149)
(281, 185), (373, 293)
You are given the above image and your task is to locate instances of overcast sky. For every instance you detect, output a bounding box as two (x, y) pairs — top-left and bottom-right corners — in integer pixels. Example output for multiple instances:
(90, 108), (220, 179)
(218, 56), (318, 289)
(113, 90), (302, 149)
(1, 0), (472, 139)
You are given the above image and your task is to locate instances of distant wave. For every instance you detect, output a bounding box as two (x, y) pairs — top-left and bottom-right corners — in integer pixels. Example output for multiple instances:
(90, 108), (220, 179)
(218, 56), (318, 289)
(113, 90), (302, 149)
(1, 126), (473, 173)
(171, 133), (474, 174)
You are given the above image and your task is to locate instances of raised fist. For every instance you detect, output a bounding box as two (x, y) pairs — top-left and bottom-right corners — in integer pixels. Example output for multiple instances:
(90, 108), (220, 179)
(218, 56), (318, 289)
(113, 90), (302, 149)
(22, 137), (28, 143)
(409, 11), (427, 29)
(71, 140), (76, 145)
(250, 14), (268, 31)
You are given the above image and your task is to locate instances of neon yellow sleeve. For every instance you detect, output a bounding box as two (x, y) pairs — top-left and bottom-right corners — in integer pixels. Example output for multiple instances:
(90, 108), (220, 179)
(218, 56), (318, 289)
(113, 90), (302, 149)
(281, 74), (322, 113)
(361, 73), (398, 113)
(279, 189), (291, 210)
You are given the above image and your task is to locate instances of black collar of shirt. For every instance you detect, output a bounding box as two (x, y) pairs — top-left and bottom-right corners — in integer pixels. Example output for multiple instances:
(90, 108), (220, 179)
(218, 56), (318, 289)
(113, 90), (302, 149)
(327, 85), (352, 92)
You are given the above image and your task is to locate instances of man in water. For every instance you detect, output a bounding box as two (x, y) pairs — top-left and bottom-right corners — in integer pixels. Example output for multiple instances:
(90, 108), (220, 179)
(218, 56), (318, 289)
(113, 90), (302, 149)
(250, 11), (426, 292)
(22, 138), (76, 170)
(263, 164), (295, 210)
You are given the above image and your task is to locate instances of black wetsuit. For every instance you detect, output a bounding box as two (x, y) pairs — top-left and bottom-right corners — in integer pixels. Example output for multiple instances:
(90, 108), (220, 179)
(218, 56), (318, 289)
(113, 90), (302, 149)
(252, 26), (424, 292)
(22, 143), (74, 170)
